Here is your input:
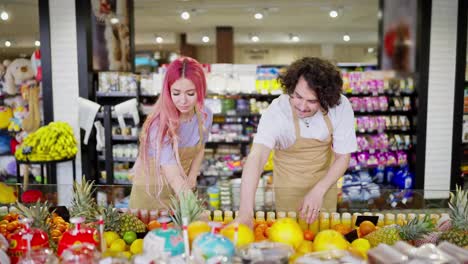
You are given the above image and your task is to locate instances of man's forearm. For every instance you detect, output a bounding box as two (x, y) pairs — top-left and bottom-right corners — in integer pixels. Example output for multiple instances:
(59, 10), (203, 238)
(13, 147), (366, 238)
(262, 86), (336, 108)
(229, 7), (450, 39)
(238, 154), (266, 217)
(314, 153), (350, 195)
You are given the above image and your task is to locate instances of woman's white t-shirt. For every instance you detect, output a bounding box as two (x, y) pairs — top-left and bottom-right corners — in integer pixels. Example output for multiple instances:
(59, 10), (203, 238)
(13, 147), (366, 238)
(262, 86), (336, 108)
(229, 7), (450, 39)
(253, 94), (358, 154)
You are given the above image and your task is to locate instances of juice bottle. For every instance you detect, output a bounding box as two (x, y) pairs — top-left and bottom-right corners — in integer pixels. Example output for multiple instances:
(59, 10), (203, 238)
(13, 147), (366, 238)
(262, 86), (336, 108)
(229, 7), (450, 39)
(407, 213), (416, 222)
(255, 211), (266, 226)
(352, 213), (362, 228)
(396, 213), (406, 226)
(319, 212), (330, 231)
(384, 213), (395, 226)
(287, 211), (297, 221)
(223, 211), (234, 225)
(213, 210), (223, 222)
(341, 212), (352, 229)
(204, 210), (212, 221)
(330, 212), (341, 228)
(266, 212), (276, 226)
(276, 211), (286, 219)
(375, 213), (384, 227)
(298, 213), (309, 231)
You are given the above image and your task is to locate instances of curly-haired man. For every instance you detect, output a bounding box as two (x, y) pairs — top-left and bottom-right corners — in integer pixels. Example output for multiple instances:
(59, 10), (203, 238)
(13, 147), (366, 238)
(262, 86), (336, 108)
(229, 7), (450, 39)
(237, 57), (357, 227)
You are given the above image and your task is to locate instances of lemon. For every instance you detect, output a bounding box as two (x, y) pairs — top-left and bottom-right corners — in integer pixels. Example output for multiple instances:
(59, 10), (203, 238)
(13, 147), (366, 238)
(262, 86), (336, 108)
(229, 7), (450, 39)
(312, 230), (350, 252)
(296, 240), (314, 254)
(104, 231), (120, 247)
(109, 239), (126, 252)
(268, 218), (304, 249)
(121, 251), (132, 259)
(220, 224), (254, 247)
(350, 238), (371, 259)
(188, 221), (211, 244)
(130, 239), (144, 255)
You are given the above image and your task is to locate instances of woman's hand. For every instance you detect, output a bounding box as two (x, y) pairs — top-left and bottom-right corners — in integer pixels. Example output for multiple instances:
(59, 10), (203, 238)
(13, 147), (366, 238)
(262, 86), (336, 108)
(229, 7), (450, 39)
(298, 187), (325, 224)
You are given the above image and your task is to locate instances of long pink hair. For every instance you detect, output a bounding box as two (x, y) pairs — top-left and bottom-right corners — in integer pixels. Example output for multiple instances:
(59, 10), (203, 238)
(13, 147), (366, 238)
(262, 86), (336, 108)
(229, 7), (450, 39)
(137, 57), (207, 198)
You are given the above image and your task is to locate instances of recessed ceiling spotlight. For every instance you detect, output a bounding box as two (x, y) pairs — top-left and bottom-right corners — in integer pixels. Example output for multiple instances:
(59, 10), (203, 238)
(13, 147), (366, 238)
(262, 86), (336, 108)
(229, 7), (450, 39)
(181, 11), (190, 20)
(367, 47), (375, 53)
(251, 35), (259, 42)
(110, 17), (119, 24)
(34, 40), (40, 47)
(155, 36), (163, 43)
(202, 36), (210, 43)
(254, 12), (263, 20)
(343, 34), (350, 42)
(0, 11), (9, 21)
(291, 35), (300, 42)
(329, 10), (338, 18)
(4, 40), (11, 47)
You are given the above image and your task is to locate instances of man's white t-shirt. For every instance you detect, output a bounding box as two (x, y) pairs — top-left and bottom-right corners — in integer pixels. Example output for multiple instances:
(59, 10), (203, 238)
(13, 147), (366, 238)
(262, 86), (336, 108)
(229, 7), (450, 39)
(253, 94), (358, 154)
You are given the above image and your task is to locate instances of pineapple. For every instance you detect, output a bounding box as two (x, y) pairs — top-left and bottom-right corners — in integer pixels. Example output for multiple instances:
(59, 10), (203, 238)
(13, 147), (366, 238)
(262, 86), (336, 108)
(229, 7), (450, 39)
(117, 213), (146, 236)
(439, 186), (468, 247)
(69, 178), (101, 223)
(15, 201), (56, 249)
(99, 205), (121, 232)
(364, 215), (435, 247)
(169, 190), (205, 228)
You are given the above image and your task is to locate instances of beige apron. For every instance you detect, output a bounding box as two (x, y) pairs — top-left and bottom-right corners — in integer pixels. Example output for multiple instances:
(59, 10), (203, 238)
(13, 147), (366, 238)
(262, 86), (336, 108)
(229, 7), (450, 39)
(273, 108), (337, 212)
(129, 109), (204, 210)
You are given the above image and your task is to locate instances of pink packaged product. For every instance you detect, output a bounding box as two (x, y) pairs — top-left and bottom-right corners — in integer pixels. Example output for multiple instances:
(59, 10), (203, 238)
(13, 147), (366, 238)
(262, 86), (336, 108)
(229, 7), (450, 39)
(368, 135), (378, 151)
(349, 97), (361, 112)
(357, 152), (369, 166)
(371, 97), (380, 111)
(376, 79), (385, 94)
(356, 117), (367, 132)
(377, 133), (389, 150)
(368, 152), (378, 168)
(368, 79), (378, 95)
(363, 97), (373, 112)
(357, 136), (369, 151)
(368, 116), (378, 132)
(377, 116), (387, 132)
(386, 151), (397, 166)
(397, 151), (408, 166)
(378, 96), (389, 111)
(376, 152), (387, 166)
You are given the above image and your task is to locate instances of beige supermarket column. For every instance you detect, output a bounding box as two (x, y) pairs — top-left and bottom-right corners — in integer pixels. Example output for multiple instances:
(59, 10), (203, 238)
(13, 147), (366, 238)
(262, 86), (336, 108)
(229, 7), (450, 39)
(49, 0), (81, 205)
(424, 0), (458, 198)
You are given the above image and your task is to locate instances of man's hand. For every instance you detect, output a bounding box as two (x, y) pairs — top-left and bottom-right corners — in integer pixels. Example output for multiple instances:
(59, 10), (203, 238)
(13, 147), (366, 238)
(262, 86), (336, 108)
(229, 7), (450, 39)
(298, 187), (325, 224)
(233, 213), (254, 230)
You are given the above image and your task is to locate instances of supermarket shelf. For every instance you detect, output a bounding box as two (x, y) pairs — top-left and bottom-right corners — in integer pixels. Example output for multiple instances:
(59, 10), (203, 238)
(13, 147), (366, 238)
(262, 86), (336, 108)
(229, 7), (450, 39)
(98, 155), (136, 163)
(112, 135), (139, 142)
(213, 113), (261, 118)
(96, 112), (136, 119)
(356, 129), (414, 135)
(206, 140), (252, 146)
(344, 92), (416, 98)
(354, 110), (415, 116)
(96, 91), (137, 98)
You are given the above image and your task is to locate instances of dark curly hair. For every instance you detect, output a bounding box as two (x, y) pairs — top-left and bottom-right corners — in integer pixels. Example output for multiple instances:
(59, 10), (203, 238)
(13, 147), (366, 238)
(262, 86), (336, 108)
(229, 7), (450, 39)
(278, 57), (343, 112)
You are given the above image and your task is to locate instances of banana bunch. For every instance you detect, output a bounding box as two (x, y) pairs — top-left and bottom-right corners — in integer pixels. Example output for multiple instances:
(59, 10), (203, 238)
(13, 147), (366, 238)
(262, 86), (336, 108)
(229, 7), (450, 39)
(15, 122), (78, 161)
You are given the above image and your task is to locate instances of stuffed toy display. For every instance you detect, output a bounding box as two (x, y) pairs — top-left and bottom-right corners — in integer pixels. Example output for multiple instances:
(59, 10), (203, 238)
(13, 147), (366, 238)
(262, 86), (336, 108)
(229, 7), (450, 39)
(8, 106), (27, 132)
(21, 80), (41, 133)
(31, 49), (42, 82)
(0, 60), (10, 96)
(4, 58), (34, 95)
(0, 106), (13, 129)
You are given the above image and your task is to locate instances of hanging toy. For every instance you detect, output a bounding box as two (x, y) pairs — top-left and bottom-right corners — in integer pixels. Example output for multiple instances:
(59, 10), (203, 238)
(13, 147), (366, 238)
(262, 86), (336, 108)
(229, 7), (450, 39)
(57, 217), (99, 256)
(7, 218), (49, 264)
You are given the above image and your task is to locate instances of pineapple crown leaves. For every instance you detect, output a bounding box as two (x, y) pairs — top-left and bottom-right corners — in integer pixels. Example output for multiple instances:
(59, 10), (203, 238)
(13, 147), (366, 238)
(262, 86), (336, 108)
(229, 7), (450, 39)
(69, 177), (101, 222)
(15, 200), (54, 229)
(399, 215), (435, 241)
(448, 185), (468, 231)
(169, 190), (206, 228)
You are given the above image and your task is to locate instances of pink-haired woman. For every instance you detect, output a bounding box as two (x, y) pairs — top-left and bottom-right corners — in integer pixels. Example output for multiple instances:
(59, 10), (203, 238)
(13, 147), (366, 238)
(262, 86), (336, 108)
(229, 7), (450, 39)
(129, 57), (212, 210)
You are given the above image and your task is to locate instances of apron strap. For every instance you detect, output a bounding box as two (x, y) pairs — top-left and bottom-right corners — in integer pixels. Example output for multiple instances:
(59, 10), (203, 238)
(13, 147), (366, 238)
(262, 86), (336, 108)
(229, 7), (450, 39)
(322, 112), (334, 138)
(195, 107), (204, 147)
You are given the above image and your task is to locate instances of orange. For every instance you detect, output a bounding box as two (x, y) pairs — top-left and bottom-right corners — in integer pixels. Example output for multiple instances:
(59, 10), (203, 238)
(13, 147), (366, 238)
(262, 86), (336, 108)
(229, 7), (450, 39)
(332, 224), (353, 235)
(147, 220), (161, 231)
(359, 221), (376, 236)
(303, 230), (315, 241)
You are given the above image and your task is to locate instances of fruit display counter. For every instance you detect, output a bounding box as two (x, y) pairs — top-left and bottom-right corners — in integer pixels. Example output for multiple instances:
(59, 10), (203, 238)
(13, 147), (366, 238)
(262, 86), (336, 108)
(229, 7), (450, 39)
(0, 181), (466, 263)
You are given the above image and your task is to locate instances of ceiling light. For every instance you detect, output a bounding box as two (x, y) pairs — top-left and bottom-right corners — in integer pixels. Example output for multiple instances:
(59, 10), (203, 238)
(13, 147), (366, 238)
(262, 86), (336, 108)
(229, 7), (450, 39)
(155, 36), (163, 43)
(181, 11), (190, 20)
(251, 35), (259, 42)
(291, 35), (300, 42)
(4, 40), (11, 47)
(0, 11), (9, 21)
(110, 17), (119, 24)
(343, 34), (350, 42)
(254, 12), (263, 20)
(329, 10), (338, 18)
(202, 36), (210, 43)
(367, 47), (375, 53)
(34, 40), (40, 47)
